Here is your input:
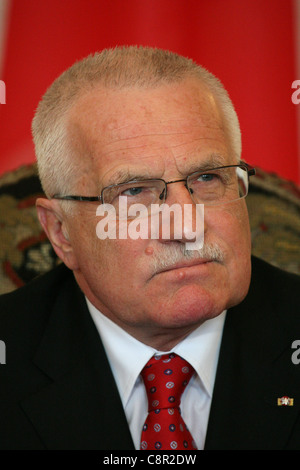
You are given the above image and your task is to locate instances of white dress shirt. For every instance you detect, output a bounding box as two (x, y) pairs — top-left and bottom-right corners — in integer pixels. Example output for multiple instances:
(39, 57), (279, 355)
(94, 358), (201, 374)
(86, 298), (226, 450)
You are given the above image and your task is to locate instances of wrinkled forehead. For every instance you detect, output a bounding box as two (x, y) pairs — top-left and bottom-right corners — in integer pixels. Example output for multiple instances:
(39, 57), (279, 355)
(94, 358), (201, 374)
(65, 80), (229, 189)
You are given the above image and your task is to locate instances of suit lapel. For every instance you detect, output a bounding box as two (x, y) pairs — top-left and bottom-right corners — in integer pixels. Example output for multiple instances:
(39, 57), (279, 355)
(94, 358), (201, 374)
(20, 273), (134, 450)
(205, 258), (300, 450)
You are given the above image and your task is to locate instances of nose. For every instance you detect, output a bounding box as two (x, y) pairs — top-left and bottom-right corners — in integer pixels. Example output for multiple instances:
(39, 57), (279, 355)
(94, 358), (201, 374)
(158, 182), (206, 247)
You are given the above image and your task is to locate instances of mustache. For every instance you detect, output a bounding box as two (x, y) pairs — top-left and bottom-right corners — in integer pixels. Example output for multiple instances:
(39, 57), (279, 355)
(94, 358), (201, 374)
(150, 242), (225, 275)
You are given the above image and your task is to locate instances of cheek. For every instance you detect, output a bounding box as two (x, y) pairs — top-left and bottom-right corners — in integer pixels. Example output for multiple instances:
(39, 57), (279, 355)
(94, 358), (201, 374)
(207, 202), (252, 296)
(86, 234), (149, 287)
(82, 237), (158, 321)
(209, 202), (251, 253)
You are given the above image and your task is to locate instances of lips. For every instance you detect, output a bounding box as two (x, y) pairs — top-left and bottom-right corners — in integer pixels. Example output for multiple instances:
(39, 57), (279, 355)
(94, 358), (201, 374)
(157, 258), (212, 275)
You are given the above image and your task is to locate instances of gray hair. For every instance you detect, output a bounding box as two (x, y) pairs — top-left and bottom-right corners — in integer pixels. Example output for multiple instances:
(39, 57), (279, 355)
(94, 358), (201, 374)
(32, 46), (242, 198)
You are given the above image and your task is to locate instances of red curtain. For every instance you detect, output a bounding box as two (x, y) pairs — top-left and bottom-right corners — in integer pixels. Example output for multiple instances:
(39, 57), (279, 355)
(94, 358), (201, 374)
(0, 0), (299, 183)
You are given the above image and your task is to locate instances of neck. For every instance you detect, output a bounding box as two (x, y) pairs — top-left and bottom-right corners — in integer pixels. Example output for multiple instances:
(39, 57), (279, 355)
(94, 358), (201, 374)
(109, 318), (202, 351)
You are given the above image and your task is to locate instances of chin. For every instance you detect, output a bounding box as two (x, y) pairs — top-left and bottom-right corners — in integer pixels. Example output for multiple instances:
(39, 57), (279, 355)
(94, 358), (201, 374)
(155, 284), (230, 329)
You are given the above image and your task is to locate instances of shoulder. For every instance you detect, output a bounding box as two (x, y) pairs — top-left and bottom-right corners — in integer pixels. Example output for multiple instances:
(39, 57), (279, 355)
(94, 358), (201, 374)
(251, 255), (300, 299)
(227, 256), (300, 332)
(0, 262), (73, 305)
(245, 256), (300, 328)
(0, 263), (75, 331)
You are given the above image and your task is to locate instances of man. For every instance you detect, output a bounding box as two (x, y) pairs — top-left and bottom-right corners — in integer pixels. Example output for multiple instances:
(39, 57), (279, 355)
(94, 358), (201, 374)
(0, 46), (299, 450)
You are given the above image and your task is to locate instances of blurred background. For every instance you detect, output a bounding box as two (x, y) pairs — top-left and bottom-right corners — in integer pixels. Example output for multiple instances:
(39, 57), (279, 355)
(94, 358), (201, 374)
(0, 0), (299, 293)
(0, 0), (300, 184)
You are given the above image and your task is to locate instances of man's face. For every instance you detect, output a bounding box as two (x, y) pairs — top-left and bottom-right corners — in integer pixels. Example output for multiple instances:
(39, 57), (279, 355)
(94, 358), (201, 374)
(63, 78), (252, 348)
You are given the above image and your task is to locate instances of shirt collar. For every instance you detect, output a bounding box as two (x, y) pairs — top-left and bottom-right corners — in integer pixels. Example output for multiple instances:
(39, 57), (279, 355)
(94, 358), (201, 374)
(86, 298), (155, 407)
(172, 312), (226, 396)
(86, 297), (226, 407)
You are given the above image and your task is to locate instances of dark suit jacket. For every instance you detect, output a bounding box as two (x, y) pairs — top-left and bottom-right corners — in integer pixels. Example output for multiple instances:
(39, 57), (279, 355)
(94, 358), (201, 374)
(0, 256), (299, 450)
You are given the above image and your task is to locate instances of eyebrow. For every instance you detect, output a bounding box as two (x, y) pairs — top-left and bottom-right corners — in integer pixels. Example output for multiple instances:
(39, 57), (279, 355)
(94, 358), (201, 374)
(105, 154), (229, 186)
(182, 154), (230, 174)
(106, 170), (153, 186)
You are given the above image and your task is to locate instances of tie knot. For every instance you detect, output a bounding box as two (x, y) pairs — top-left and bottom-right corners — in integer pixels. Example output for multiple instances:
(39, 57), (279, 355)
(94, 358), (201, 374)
(141, 353), (194, 412)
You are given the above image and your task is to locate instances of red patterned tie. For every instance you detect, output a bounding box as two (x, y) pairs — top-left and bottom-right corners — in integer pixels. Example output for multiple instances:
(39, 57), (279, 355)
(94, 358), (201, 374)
(140, 353), (197, 450)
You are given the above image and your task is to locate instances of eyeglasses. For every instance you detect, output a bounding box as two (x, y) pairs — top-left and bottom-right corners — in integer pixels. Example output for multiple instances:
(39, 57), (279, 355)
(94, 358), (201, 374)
(52, 163), (256, 217)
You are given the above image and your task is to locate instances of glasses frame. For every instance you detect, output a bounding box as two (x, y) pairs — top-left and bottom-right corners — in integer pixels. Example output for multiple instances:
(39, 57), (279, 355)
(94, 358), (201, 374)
(51, 162), (256, 205)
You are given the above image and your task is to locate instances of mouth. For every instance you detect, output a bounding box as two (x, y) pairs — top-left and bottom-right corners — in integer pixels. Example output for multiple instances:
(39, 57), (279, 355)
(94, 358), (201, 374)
(156, 258), (215, 275)
(147, 243), (225, 283)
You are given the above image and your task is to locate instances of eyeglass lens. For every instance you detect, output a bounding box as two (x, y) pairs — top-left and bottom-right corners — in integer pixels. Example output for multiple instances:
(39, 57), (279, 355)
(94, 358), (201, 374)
(102, 166), (248, 217)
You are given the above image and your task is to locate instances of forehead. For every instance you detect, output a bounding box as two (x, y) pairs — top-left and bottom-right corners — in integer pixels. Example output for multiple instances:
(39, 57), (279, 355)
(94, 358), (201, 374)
(67, 79), (231, 187)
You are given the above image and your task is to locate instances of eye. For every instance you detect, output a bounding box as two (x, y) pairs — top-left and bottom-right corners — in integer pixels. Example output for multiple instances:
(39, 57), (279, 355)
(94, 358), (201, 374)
(196, 173), (218, 183)
(122, 186), (144, 197)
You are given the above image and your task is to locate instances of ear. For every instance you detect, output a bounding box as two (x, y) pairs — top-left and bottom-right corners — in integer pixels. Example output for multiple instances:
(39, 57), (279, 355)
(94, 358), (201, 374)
(36, 197), (79, 271)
